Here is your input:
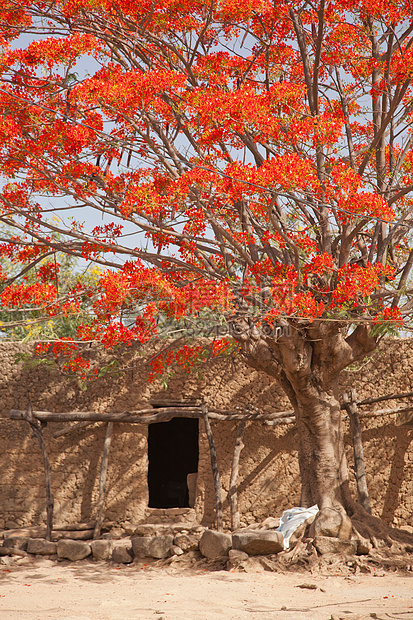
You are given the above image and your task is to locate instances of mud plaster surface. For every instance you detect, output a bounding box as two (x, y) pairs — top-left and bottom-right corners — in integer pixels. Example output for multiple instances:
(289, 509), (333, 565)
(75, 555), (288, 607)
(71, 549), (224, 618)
(0, 559), (412, 620)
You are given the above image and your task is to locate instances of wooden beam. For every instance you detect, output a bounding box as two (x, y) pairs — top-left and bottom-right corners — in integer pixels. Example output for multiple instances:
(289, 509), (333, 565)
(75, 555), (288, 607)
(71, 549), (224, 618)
(10, 408), (202, 423)
(9, 407), (296, 424)
(359, 405), (413, 418)
(356, 390), (413, 407)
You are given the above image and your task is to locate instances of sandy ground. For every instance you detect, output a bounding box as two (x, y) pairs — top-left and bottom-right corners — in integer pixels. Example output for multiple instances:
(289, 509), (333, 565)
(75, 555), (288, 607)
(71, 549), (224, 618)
(0, 558), (412, 620)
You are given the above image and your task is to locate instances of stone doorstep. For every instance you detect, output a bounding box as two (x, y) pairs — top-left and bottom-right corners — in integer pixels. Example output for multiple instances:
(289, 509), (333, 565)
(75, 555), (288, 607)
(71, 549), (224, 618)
(133, 523), (205, 537)
(144, 508), (197, 524)
(145, 508), (196, 517)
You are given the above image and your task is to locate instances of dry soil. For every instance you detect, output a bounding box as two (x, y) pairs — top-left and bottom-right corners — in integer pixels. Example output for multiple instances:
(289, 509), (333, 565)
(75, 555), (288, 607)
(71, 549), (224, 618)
(0, 557), (412, 620)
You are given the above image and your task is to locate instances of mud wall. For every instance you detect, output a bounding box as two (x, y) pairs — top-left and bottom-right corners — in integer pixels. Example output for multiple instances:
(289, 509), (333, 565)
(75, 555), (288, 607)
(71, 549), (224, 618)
(0, 339), (412, 531)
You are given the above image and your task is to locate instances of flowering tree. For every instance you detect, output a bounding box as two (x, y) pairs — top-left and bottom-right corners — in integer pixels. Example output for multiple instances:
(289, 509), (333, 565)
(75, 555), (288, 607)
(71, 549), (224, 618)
(1, 0), (413, 535)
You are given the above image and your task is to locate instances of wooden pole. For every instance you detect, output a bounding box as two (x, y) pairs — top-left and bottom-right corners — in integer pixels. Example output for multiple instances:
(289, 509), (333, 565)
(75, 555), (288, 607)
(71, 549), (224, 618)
(93, 422), (114, 539)
(202, 404), (223, 532)
(23, 403), (54, 540)
(228, 420), (246, 531)
(343, 390), (371, 514)
(356, 390), (413, 407)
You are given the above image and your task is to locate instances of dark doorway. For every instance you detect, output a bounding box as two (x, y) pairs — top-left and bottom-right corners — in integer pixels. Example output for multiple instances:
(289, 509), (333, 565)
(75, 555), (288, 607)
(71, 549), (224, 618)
(148, 417), (199, 508)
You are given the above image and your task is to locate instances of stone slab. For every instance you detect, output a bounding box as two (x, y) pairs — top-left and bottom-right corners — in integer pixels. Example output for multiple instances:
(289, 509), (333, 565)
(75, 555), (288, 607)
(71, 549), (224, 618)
(199, 530), (232, 559)
(57, 539), (91, 561)
(91, 539), (113, 561)
(26, 539), (57, 555)
(232, 531), (284, 555)
(313, 536), (357, 556)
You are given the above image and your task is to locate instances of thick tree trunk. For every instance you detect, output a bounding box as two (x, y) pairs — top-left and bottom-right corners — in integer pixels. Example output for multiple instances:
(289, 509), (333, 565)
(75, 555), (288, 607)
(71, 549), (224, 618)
(233, 319), (377, 535)
(293, 383), (348, 511)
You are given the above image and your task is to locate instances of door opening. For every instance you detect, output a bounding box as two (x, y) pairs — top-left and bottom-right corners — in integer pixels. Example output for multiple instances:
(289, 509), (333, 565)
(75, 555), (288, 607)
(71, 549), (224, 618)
(147, 417), (199, 508)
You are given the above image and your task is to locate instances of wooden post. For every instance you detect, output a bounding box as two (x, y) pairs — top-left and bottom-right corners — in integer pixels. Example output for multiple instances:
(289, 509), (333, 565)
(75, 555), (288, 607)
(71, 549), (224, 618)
(93, 422), (114, 539)
(202, 404), (223, 532)
(228, 419), (246, 531)
(23, 403), (54, 541)
(343, 390), (371, 514)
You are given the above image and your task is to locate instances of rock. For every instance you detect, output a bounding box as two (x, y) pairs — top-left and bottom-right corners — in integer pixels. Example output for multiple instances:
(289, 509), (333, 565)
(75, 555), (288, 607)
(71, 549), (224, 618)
(199, 530), (232, 559)
(0, 528), (47, 539)
(0, 546), (26, 557)
(313, 536), (357, 556)
(310, 508), (352, 540)
(121, 522), (137, 536)
(3, 536), (29, 551)
(5, 521), (19, 530)
(91, 539), (113, 561)
(144, 508), (196, 525)
(171, 545), (184, 556)
(356, 538), (372, 555)
(14, 556), (32, 566)
(112, 542), (133, 564)
(52, 530), (94, 541)
(103, 528), (124, 540)
(228, 556), (263, 573)
(131, 536), (152, 558)
(133, 523), (202, 537)
(26, 539), (57, 555)
(232, 531), (284, 555)
(134, 525), (168, 537)
(173, 534), (199, 552)
(149, 536), (174, 559)
(57, 539), (91, 561)
(258, 517), (280, 530)
(228, 549), (249, 564)
(131, 535), (173, 559)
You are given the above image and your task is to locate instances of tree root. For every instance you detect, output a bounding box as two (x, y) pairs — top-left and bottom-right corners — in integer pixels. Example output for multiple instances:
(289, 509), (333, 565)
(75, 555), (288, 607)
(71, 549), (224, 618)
(268, 507), (413, 575)
(348, 502), (413, 552)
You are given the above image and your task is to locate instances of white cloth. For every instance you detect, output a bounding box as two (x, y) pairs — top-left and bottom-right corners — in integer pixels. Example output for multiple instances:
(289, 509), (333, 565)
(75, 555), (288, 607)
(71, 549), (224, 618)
(276, 504), (319, 549)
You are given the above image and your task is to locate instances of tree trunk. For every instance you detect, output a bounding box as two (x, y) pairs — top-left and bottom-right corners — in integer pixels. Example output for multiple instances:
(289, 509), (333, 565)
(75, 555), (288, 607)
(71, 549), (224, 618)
(234, 320), (377, 535)
(293, 384), (350, 511)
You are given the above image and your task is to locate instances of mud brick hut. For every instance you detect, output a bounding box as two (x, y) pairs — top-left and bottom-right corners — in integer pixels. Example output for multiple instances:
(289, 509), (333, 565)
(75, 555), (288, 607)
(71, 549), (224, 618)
(1, 339), (413, 533)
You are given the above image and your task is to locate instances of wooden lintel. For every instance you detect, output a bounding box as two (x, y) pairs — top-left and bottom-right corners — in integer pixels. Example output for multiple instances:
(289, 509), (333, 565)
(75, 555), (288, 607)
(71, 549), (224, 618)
(10, 408), (203, 423)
